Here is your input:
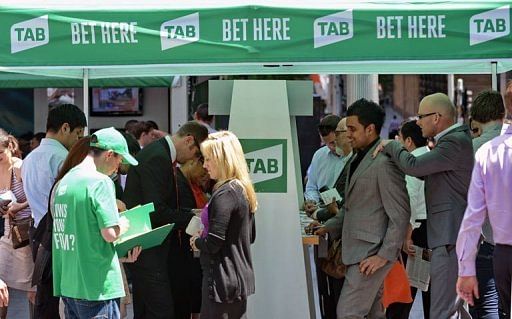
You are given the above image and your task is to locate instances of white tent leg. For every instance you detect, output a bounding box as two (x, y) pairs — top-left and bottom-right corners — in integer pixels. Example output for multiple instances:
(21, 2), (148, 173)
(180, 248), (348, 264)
(491, 62), (498, 91)
(447, 74), (455, 102)
(83, 68), (89, 135)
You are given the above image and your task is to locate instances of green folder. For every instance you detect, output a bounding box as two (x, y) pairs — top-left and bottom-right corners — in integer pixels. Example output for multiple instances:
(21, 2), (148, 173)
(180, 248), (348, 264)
(118, 203), (154, 241)
(115, 223), (174, 258)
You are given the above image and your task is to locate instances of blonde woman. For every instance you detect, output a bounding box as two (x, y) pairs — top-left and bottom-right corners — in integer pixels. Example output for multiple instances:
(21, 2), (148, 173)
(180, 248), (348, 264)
(190, 131), (257, 319)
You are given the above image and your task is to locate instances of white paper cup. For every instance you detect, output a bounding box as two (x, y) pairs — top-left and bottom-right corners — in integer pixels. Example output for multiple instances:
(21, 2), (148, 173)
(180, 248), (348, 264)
(186, 216), (203, 236)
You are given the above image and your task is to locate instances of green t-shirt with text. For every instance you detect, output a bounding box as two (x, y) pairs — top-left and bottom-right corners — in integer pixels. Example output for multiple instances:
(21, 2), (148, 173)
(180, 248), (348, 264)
(52, 162), (124, 301)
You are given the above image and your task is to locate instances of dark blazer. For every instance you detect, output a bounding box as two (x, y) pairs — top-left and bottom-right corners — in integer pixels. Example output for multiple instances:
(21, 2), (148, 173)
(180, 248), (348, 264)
(384, 124), (473, 249)
(195, 180), (256, 303)
(123, 138), (194, 269)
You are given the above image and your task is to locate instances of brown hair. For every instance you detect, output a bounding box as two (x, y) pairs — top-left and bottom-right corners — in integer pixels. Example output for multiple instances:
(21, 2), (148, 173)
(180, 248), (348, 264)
(55, 136), (91, 182)
(0, 129), (21, 158)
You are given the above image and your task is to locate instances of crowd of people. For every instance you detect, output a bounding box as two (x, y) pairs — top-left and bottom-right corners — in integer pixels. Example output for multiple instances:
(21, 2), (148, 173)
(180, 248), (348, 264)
(0, 84), (511, 319)
(307, 87), (512, 319)
(0, 102), (257, 319)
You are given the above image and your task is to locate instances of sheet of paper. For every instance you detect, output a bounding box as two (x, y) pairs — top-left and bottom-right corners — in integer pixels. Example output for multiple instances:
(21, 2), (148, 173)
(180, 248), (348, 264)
(119, 203), (154, 240)
(319, 188), (342, 205)
(405, 245), (431, 292)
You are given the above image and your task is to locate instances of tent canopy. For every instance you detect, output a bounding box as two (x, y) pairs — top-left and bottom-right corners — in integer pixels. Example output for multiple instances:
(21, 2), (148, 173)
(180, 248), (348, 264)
(0, 0), (510, 87)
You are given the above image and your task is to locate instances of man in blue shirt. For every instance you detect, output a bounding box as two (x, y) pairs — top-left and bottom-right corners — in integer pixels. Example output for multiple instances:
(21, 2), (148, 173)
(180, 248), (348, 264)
(304, 115), (346, 213)
(22, 104), (86, 319)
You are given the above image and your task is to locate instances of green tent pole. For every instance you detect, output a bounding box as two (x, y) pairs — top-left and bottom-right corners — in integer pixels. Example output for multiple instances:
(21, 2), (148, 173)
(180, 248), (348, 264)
(83, 68), (89, 135)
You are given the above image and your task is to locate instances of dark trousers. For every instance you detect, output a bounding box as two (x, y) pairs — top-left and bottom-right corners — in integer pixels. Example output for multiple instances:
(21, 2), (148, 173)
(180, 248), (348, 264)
(30, 226), (60, 319)
(314, 244), (344, 319)
(470, 242), (505, 319)
(129, 244), (174, 319)
(386, 220), (430, 319)
(34, 280), (60, 319)
(493, 244), (512, 318)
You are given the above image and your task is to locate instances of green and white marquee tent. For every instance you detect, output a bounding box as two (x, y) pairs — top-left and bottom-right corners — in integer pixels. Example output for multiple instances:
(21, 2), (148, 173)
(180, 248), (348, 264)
(0, 0), (511, 85)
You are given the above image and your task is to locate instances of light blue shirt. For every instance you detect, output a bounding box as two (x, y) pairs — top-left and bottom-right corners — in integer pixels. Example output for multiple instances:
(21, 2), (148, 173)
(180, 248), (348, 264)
(21, 138), (68, 227)
(304, 146), (347, 202)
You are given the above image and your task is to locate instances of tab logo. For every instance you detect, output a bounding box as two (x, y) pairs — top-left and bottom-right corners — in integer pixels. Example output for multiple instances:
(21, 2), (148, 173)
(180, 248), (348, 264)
(160, 13), (199, 51)
(11, 15), (49, 54)
(241, 139), (287, 193)
(470, 5), (510, 46)
(314, 10), (353, 48)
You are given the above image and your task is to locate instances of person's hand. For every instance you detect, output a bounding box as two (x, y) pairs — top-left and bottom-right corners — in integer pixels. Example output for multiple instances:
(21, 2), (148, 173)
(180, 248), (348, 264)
(119, 246), (142, 263)
(372, 140), (392, 158)
(359, 255), (388, 276)
(0, 279), (8, 307)
(326, 198), (338, 216)
(27, 291), (36, 304)
(402, 238), (415, 256)
(118, 216), (130, 236)
(303, 200), (317, 215)
(116, 200), (127, 213)
(190, 235), (199, 251)
(6, 202), (25, 218)
(456, 276), (479, 306)
(0, 200), (10, 216)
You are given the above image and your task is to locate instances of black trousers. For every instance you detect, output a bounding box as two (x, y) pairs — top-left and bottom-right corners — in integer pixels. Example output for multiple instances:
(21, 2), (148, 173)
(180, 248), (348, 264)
(493, 244), (512, 318)
(129, 243), (175, 319)
(34, 279), (60, 319)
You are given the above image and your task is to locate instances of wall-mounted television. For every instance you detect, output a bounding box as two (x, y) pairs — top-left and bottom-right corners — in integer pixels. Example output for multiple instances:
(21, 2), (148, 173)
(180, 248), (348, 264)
(90, 88), (143, 116)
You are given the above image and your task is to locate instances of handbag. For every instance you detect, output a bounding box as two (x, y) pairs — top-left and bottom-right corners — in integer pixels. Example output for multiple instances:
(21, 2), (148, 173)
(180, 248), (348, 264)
(10, 216), (33, 249)
(320, 238), (346, 279)
(382, 256), (413, 308)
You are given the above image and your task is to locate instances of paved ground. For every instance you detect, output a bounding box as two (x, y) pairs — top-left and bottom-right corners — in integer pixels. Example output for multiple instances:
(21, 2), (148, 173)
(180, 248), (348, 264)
(8, 287), (423, 319)
(7, 288), (134, 318)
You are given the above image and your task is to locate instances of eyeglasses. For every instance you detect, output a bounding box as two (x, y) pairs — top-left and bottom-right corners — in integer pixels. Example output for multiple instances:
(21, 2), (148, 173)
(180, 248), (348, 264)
(417, 112), (441, 120)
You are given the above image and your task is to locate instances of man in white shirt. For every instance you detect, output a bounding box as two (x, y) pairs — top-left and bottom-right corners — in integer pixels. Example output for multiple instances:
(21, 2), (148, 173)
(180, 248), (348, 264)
(385, 120), (430, 319)
(22, 103), (86, 319)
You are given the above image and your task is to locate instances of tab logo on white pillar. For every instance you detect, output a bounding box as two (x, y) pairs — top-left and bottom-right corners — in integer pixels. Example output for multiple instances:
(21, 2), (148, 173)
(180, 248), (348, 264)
(314, 10), (353, 48)
(11, 15), (49, 53)
(241, 139), (287, 193)
(470, 5), (510, 46)
(160, 13), (200, 51)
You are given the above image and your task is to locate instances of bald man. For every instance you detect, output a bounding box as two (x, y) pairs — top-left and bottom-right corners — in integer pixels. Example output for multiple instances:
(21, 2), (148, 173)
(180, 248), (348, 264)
(374, 93), (473, 318)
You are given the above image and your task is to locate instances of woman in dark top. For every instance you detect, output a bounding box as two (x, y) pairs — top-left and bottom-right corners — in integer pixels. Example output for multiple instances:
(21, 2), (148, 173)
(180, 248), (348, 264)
(190, 131), (257, 319)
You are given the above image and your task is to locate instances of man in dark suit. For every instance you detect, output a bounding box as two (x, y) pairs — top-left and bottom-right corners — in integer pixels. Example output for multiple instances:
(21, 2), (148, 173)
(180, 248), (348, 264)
(123, 121), (208, 319)
(319, 99), (410, 318)
(374, 93), (474, 318)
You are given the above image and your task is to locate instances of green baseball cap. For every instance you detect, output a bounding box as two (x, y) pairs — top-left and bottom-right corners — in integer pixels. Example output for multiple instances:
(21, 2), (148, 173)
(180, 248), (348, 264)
(90, 127), (138, 166)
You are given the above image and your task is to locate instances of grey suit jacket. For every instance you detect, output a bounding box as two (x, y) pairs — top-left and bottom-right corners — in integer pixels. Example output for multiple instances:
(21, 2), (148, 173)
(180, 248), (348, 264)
(326, 140), (410, 266)
(383, 125), (473, 249)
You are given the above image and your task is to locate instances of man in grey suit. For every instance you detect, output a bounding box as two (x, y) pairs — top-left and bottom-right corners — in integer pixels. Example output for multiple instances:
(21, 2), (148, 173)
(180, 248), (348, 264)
(374, 93), (473, 318)
(318, 99), (410, 318)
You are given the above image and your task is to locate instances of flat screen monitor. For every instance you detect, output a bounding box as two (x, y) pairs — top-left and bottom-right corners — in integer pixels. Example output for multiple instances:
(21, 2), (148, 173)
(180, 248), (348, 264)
(90, 88), (143, 116)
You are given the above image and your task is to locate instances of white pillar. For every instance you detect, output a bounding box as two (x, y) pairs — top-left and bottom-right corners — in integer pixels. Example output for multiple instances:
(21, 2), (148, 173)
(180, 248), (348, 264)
(170, 76), (188, 134)
(491, 62), (498, 91)
(447, 74), (455, 102)
(346, 74), (379, 106)
(83, 69), (89, 135)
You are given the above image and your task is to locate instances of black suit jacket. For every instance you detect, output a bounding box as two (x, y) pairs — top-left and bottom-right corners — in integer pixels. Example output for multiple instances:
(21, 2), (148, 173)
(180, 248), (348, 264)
(123, 138), (194, 272)
(123, 138), (194, 229)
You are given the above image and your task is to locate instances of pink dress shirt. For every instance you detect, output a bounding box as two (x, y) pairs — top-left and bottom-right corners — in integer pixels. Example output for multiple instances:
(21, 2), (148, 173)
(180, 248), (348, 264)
(457, 125), (512, 276)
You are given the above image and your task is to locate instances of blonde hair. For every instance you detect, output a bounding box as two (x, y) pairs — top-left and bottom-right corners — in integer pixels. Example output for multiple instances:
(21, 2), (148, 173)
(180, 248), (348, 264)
(200, 131), (258, 213)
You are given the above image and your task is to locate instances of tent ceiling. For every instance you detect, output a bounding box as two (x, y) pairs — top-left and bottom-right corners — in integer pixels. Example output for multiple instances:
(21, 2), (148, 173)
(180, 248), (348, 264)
(0, 0), (510, 86)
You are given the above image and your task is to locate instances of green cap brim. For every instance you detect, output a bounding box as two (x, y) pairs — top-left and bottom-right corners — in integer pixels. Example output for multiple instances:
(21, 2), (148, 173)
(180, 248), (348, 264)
(120, 153), (138, 166)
